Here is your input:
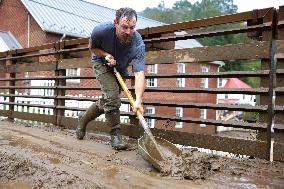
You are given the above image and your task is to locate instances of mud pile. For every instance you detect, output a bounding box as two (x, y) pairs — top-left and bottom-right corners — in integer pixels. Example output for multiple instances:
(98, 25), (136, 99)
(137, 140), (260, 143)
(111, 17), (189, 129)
(160, 149), (220, 180)
(0, 151), (100, 189)
(160, 147), (284, 186)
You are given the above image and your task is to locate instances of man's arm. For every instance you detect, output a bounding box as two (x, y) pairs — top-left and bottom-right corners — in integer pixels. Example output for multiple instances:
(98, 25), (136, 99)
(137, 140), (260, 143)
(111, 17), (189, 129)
(133, 71), (145, 114)
(90, 48), (116, 66)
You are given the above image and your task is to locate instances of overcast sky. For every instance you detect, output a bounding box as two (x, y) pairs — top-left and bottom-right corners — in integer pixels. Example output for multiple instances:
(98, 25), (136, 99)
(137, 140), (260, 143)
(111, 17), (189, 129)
(87, 0), (284, 12)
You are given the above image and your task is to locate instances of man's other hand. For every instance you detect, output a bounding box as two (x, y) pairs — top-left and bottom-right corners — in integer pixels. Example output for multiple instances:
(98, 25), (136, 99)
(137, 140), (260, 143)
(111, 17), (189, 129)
(133, 100), (144, 115)
(105, 54), (116, 66)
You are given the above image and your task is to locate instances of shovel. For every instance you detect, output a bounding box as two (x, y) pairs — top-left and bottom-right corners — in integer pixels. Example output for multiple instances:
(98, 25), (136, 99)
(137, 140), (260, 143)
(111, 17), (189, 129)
(113, 67), (164, 161)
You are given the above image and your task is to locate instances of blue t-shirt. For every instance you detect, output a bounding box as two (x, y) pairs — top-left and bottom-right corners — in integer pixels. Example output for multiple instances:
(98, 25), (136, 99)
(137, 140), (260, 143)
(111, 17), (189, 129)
(89, 22), (145, 77)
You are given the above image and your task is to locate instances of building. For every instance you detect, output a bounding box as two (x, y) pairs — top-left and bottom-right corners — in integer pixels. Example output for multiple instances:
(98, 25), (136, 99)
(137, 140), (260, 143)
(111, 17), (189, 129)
(217, 78), (256, 106)
(0, 0), (223, 134)
(216, 78), (256, 132)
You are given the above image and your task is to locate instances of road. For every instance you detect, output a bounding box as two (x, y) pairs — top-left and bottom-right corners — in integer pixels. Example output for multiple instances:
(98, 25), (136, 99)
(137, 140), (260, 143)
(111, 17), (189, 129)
(0, 120), (284, 189)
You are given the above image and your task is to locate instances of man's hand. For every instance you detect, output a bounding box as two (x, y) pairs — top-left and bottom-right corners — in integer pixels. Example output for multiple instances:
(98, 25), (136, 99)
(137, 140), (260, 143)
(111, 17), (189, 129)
(105, 54), (116, 66)
(133, 99), (144, 115)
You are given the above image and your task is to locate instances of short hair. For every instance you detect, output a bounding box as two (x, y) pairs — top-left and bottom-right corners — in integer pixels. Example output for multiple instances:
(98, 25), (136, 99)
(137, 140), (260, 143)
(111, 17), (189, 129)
(116, 7), (137, 22)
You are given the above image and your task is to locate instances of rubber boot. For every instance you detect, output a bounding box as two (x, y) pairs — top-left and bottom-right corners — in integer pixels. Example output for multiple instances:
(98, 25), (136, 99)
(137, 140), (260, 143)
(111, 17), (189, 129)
(106, 110), (128, 150)
(76, 103), (102, 140)
(110, 128), (128, 150)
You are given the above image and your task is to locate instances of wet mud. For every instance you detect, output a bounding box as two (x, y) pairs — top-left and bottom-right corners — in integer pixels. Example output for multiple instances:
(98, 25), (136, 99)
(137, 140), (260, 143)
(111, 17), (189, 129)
(1, 120), (284, 189)
(160, 150), (214, 179)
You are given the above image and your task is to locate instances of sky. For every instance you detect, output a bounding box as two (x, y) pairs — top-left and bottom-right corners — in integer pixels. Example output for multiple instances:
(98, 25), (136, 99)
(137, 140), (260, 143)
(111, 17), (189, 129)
(88, 0), (284, 13)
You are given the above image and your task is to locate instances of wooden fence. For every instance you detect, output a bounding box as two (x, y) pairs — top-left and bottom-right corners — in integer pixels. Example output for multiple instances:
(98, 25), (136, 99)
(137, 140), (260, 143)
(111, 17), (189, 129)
(0, 6), (284, 161)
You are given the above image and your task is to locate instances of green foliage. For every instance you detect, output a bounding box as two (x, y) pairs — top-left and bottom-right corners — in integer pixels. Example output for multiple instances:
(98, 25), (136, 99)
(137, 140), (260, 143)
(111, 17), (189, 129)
(142, 1), (185, 23)
(141, 0), (238, 23)
(220, 60), (261, 88)
(243, 112), (259, 123)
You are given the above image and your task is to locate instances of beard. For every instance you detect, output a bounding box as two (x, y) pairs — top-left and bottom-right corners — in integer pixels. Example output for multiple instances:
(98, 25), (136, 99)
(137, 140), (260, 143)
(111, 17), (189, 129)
(117, 33), (131, 45)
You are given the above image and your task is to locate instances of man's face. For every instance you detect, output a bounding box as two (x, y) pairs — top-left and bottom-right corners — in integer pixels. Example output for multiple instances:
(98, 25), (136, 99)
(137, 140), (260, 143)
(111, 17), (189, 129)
(115, 16), (136, 44)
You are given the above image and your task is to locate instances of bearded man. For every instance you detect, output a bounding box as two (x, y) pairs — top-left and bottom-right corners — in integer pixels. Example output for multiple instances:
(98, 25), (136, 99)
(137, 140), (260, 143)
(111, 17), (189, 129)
(76, 7), (145, 150)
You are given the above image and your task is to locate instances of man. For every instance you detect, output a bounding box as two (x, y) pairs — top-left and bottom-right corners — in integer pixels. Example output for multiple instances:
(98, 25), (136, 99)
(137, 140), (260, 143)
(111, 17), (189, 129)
(76, 8), (145, 150)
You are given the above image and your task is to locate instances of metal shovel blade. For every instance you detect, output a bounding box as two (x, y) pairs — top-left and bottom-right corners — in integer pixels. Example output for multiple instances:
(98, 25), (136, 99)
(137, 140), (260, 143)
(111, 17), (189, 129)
(138, 134), (182, 171)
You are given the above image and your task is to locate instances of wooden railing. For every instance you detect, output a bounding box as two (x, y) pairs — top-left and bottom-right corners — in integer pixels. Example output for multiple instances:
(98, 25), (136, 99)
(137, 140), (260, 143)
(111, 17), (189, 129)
(0, 6), (283, 161)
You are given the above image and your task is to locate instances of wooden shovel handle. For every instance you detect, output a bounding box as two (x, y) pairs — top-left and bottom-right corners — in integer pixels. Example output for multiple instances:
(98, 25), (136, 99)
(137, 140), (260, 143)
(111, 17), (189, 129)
(113, 68), (142, 117)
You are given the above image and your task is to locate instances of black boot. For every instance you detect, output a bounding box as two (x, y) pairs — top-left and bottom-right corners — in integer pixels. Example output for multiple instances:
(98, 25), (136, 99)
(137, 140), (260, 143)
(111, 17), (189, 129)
(110, 128), (128, 150)
(105, 110), (128, 150)
(76, 103), (103, 140)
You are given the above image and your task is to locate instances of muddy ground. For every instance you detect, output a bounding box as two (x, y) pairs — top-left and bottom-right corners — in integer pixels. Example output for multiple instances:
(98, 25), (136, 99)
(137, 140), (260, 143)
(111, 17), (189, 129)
(0, 119), (284, 189)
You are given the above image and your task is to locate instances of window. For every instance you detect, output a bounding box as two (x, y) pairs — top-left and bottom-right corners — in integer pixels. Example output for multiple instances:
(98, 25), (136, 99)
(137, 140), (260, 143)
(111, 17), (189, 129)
(147, 78), (156, 87)
(225, 94), (228, 99)
(66, 68), (80, 83)
(145, 107), (155, 128)
(147, 64), (157, 87)
(176, 78), (185, 87)
(200, 109), (207, 127)
(175, 107), (183, 128)
(200, 66), (208, 88)
(176, 63), (185, 87)
(218, 78), (223, 88)
(177, 63), (185, 73)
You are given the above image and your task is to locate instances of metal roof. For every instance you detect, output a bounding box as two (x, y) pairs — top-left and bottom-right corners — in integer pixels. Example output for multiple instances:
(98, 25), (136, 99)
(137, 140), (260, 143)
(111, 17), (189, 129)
(0, 31), (22, 52)
(175, 32), (203, 49)
(21, 0), (164, 37)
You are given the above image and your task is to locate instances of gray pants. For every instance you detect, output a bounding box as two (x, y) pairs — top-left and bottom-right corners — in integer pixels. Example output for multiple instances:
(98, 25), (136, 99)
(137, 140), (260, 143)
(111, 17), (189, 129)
(92, 60), (122, 129)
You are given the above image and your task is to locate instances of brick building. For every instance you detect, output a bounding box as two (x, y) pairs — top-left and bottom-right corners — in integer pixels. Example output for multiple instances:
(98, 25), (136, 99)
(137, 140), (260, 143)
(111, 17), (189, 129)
(0, 0), (223, 134)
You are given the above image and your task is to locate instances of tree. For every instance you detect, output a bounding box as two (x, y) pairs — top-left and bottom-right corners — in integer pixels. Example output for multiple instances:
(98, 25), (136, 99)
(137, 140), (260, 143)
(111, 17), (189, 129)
(141, 2), (181, 23)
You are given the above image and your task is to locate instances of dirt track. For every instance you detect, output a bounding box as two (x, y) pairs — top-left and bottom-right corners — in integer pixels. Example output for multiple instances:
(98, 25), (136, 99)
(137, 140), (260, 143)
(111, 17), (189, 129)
(1, 120), (284, 189)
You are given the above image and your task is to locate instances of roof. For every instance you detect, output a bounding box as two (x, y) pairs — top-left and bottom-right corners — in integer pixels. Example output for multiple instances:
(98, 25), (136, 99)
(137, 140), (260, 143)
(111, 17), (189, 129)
(223, 78), (251, 89)
(175, 32), (203, 49)
(0, 31), (22, 52)
(21, 0), (164, 37)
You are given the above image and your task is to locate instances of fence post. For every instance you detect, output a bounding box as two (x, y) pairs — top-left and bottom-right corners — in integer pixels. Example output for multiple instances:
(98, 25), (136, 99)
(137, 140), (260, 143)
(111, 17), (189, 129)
(6, 51), (16, 120)
(266, 8), (278, 161)
(54, 41), (66, 126)
(256, 8), (278, 161)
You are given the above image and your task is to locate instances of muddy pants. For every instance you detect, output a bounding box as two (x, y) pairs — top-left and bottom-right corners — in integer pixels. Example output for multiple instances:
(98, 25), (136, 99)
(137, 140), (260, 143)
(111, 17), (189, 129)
(91, 60), (122, 130)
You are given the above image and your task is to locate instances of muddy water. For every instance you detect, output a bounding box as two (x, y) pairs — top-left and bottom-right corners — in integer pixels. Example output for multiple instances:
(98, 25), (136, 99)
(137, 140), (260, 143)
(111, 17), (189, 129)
(0, 181), (32, 189)
(1, 121), (284, 189)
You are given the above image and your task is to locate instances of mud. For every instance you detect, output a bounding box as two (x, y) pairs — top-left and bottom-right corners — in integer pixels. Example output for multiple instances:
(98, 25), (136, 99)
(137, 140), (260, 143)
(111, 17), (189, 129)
(1, 120), (284, 189)
(160, 150), (214, 179)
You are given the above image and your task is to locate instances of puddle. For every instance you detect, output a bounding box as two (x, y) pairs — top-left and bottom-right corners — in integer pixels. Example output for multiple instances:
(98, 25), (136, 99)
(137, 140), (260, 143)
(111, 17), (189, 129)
(0, 181), (32, 189)
(239, 176), (284, 188)
(216, 175), (283, 189)
(49, 157), (60, 164)
(0, 139), (10, 145)
(103, 166), (120, 178)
